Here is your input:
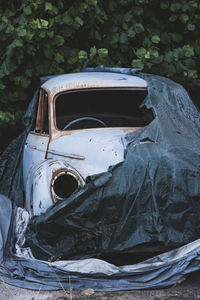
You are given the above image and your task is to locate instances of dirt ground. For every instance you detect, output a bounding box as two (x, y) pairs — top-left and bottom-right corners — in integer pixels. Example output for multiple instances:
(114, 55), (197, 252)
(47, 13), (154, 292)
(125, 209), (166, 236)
(0, 270), (200, 300)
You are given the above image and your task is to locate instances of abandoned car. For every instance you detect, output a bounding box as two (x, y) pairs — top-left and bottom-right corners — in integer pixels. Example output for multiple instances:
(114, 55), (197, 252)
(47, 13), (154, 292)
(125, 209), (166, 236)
(23, 71), (152, 216)
(0, 67), (200, 289)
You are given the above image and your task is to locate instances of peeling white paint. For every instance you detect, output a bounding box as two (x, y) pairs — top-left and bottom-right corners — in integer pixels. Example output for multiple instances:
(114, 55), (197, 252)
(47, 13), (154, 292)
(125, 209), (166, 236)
(48, 128), (127, 179)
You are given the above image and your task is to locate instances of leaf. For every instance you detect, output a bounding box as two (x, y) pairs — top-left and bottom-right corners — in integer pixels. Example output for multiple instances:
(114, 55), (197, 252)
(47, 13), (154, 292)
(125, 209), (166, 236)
(128, 27), (135, 38)
(62, 14), (73, 25)
(143, 37), (152, 48)
(90, 46), (97, 57)
(170, 3), (181, 12)
(40, 19), (49, 29)
(169, 14), (178, 22)
(187, 69), (198, 79)
(160, 2), (169, 9)
(134, 23), (144, 33)
(124, 12), (132, 22)
(165, 51), (173, 63)
(78, 50), (88, 60)
(150, 48), (159, 58)
(75, 17), (84, 26)
(122, 22), (128, 30)
(110, 32), (119, 44)
(79, 3), (88, 13)
(45, 2), (53, 11)
(25, 69), (32, 78)
(67, 56), (77, 64)
(173, 48), (183, 58)
(14, 39), (23, 47)
(88, 0), (98, 6)
(185, 58), (195, 68)
(187, 23), (195, 31)
(131, 59), (144, 68)
(183, 45), (194, 57)
(153, 56), (163, 64)
(98, 48), (108, 56)
(151, 35), (160, 44)
(119, 32), (128, 43)
(21, 78), (31, 88)
(33, 19), (49, 29)
(168, 64), (176, 76)
(135, 0), (145, 4)
(136, 47), (147, 58)
(182, 3), (190, 12)
(188, 1), (198, 9)
(176, 61), (185, 73)
(24, 6), (32, 15)
(5, 24), (14, 34)
(144, 51), (150, 59)
(55, 53), (64, 63)
(2, 16), (8, 23)
(95, 31), (101, 40)
(38, 31), (46, 38)
(0, 111), (15, 122)
(18, 28), (27, 37)
(55, 35), (65, 46)
(47, 31), (54, 38)
(179, 14), (189, 24)
(133, 7), (143, 16)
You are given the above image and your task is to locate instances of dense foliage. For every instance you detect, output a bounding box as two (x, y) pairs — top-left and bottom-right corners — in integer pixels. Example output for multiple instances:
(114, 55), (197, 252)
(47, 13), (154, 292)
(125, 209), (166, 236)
(0, 0), (200, 148)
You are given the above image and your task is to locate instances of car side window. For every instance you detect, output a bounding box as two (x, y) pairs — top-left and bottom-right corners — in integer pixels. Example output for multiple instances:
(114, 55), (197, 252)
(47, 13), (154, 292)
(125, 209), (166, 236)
(35, 90), (49, 134)
(43, 92), (49, 134)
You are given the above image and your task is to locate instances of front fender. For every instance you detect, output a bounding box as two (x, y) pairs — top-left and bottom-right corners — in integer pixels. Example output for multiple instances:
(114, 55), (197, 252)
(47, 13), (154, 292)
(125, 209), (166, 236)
(25, 159), (85, 216)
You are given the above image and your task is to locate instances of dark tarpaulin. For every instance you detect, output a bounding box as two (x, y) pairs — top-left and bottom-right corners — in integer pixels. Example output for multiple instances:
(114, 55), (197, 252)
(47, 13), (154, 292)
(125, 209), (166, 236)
(1, 195), (200, 291)
(0, 68), (200, 290)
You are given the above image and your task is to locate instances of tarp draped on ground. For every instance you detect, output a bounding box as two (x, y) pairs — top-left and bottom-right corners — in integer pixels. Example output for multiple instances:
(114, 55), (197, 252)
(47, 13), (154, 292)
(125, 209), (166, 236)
(0, 68), (200, 290)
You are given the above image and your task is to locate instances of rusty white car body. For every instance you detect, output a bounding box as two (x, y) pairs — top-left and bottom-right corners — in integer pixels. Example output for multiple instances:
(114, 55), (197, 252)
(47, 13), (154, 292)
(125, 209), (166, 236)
(23, 71), (149, 216)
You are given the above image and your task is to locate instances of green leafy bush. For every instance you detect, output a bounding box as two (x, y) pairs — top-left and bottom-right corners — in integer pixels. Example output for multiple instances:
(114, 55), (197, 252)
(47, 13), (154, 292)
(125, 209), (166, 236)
(0, 0), (200, 149)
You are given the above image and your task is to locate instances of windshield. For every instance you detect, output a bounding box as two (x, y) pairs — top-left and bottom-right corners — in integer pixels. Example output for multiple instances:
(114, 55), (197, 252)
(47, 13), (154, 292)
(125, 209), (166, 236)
(55, 88), (153, 130)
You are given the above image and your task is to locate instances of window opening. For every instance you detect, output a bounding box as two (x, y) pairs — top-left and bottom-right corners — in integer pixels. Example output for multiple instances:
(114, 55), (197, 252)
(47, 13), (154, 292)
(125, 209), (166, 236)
(55, 89), (153, 131)
(43, 92), (49, 134)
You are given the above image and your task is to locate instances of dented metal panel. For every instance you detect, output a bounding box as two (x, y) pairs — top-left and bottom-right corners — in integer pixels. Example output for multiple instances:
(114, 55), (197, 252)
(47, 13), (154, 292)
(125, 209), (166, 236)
(47, 128), (129, 179)
(23, 132), (49, 187)
(25, 159), (85, 216)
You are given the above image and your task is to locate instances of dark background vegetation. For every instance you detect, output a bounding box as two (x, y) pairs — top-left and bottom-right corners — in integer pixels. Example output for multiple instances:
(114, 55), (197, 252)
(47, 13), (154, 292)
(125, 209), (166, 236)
(0, 0), (199, 151)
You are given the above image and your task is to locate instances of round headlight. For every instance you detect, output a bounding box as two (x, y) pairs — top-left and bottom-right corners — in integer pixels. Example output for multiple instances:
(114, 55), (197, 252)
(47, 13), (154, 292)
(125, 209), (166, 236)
(51, 168), (84, 201)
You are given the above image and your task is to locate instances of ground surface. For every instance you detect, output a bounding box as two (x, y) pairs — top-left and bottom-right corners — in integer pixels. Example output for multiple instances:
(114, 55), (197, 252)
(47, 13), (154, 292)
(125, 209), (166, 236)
(0, 270), (200, 300)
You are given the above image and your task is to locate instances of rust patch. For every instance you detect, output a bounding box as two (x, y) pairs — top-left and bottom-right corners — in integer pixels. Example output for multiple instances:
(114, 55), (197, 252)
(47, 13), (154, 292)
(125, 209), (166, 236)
(50, 127), (142, 140)
(48, 150), (85, 160)
(44, 82), (100, 98)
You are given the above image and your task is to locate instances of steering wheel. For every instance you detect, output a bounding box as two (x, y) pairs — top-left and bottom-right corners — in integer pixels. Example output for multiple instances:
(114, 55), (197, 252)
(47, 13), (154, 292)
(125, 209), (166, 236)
(63, 116), (107, 130)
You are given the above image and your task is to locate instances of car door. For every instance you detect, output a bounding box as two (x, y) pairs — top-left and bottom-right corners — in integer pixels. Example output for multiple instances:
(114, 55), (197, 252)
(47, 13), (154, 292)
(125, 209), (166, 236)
(23, 89), (50, 187)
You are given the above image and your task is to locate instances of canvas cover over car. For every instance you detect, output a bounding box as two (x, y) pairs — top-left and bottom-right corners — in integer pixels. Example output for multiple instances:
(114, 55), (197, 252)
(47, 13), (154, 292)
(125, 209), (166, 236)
(0, 68), (200, 290)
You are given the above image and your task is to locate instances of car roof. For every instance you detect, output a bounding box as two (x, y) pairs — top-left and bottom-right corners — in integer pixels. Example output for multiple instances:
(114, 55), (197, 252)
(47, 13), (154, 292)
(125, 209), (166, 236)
(41, 72), (147, 95)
